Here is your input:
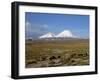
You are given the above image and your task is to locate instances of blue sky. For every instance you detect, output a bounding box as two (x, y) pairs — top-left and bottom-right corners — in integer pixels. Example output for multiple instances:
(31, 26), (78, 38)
(25, 12), (89, 38)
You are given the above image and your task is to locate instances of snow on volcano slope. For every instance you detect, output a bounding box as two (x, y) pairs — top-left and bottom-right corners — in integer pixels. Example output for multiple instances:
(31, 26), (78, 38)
(39, 30), (77, 39)
(39, 32), (55, 39)
(56, 30), (76, 38)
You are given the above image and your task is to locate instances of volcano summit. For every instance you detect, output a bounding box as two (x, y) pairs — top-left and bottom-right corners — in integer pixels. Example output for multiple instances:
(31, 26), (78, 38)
(39, 30), (77, 39)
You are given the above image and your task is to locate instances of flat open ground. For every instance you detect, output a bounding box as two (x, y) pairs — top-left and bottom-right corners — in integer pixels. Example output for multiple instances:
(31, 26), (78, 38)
(25, 39), (89, 68)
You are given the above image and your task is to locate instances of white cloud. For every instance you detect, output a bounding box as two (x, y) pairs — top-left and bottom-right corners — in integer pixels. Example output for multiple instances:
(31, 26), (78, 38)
(43, 24), (48, 28)
(25, 21), (48, 38)
(26, 22), (30, 27)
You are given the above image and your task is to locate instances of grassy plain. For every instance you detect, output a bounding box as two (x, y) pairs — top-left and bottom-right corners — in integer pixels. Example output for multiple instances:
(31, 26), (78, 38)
(25, 39), (89, 68)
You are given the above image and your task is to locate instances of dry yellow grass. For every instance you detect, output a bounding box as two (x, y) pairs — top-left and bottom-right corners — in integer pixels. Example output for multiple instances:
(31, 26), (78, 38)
(25, 39), (89, 68)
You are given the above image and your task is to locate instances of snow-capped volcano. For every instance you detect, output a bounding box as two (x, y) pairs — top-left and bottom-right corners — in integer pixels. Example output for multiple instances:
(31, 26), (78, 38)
(39, 30), (77, 39)
(39, 32), (55, 39)
(56, 30), (75, 38)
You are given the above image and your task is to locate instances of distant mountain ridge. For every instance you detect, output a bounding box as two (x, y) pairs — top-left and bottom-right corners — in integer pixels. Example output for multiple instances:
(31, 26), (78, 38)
(39, 30), (77, 39)
(39, 32), (55, 39)
(55, 30), (76, 38)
